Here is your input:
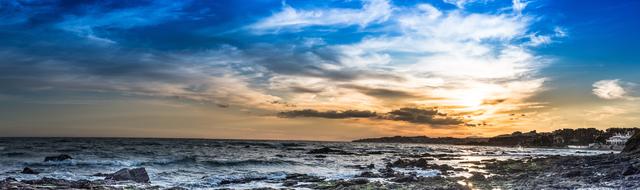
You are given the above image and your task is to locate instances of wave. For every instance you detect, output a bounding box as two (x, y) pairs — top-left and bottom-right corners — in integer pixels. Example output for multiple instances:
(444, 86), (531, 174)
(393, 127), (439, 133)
(139, 156), (296, 167)
(201, 159), (296, 167)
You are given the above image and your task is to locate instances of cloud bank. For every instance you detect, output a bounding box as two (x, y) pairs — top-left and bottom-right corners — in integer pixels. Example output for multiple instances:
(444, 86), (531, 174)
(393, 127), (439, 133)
(0, 0), (566, 128)
(279, 107), (465, 126)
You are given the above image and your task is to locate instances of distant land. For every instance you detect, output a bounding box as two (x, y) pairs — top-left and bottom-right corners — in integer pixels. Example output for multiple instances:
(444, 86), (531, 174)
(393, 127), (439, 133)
(354, 128), (639, 148)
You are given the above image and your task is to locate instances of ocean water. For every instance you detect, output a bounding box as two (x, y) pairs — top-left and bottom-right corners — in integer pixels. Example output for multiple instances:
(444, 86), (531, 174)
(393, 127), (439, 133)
(0, 138), (617, 189)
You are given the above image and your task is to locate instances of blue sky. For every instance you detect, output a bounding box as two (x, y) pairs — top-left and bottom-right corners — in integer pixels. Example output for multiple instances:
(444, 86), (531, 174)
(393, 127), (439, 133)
(0, 0), (638, 139)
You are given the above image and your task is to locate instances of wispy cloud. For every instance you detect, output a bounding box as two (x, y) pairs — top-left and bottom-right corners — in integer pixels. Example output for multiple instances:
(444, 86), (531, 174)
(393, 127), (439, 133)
(250, 0), (392, 32)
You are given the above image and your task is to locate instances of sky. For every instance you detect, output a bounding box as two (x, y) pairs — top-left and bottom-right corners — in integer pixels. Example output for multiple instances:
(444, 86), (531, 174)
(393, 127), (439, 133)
(0, 0), (639, 141)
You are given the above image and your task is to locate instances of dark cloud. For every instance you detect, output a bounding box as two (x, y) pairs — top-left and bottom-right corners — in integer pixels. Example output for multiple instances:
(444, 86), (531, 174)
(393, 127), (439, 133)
(341, 84), (418, 99)
(279, 107), (466, 126)
(383, 108), (464, 125)
(278, 109), (377, 119)
(289, 86), (324, 93)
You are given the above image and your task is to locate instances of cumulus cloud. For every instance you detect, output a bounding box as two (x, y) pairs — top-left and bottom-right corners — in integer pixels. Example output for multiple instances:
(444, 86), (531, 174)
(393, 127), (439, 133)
(592, 79), (634, 100)
(279, 107), (465, 126)
(250, 0), (392, 32)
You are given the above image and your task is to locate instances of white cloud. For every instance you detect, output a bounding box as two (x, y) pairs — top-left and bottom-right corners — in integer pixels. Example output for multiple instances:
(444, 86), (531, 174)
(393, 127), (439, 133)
(443, 0), (478, 8)
(251, 2), (552, 122)
(512, 0), (528, 14)
(592, 79), (630, 100)
(250, 0), (392, 32)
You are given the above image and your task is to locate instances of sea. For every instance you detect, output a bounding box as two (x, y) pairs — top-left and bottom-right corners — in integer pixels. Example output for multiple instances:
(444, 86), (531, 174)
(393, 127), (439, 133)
(0, 138), (617, 189)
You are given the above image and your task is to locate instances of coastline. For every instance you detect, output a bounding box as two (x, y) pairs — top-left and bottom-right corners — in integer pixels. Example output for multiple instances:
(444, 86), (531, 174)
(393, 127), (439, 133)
(1, 134), (638, 190)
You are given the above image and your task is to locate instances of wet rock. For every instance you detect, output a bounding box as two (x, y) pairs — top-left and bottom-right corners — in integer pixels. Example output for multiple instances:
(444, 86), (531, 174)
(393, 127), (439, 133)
(356, 171), (381, 178)
(622, 165), (639, 176)
(44, 154), (73, 162)
(21, 167), (39, 175)
(468, 172), (486, 181)
(285, 173), (324, 183)
(282, 180), (297, 187)
(22, 177), (102, 189)
(562, 170), (583, 178)
(392, 175), (417, 183)
(307, 147), (351, 155)
(623, 132), (640, 154)
(105, 167), (150, 183)
(387, 158), (430, 168)
(351, 178), (369, 185)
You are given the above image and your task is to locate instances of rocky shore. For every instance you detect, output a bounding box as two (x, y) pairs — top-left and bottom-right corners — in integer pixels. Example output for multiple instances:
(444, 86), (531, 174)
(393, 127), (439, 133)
(2, 133), (639, 189)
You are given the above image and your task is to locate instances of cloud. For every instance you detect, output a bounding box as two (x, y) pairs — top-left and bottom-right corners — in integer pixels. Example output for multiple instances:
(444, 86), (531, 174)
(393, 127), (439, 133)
(279, 107), (465, 126)
(384, 108), (465, 125)
(0, 0), (559, 128)
(512, 0), (528, 14)
(279, 109), (377, 119)
(250, 0), (392, 32)
(443, 0), (478, 9)
(592, 79), (634, 100)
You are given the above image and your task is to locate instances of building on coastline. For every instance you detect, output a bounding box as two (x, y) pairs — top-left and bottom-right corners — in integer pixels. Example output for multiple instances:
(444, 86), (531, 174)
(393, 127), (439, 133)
(606, 132), (634, 145)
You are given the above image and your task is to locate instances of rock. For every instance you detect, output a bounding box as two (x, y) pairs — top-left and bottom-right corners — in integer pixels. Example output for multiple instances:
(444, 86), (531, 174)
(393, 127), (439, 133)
(367, 163), (375, 169)
(21, 167), (39, 175)
(44, 154), (73, 162)
(105, 168), (150, 183)
(356, 171), (380, 178)
(351, 178), (369, 185)
(285, 173), (324, 183)
(623, 132), (640, 154)
(387, 158), (430, 168)
(622, 165), (639, 176)
(563, 170), (583, 178)
(307, 147), (351, 155)
(22, 177), (100, 189)
(392, 175), (417, 183)
(282, 180), (297, 187)
(468, 172), (486, 181)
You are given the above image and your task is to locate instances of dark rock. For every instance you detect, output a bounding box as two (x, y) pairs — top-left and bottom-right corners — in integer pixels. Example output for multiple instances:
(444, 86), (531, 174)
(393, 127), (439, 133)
(392, 175), (417, 183)
(282, 180), (297, 187)
(367, 163), (375, 169)
(468, 172), (485, 181)
(21, 167), (39, 175)
(285, 173), (324, 183)
(623, 165), (639, 176)
(105, 167), (150, 183)
(307, 147), (351, 155)
(314, 155), (326, 158)
(21, 177), (101, 189)
(387, 158), (430, 168)
(623, 132), (640, 154)
(351, 178), (369, 185)
(562, 170), (583, 178)
(356, 171), (380, 178)
(44, 154), (73, 162)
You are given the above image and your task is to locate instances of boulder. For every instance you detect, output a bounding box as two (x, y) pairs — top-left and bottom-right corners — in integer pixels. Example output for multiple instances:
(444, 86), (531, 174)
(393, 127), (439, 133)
(44, 154), (72, 162)
(21, 167), (39, 175)
(623, 132), (640, 154)
(622, 165), (639, 176)
(105, 168), (150, 183)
